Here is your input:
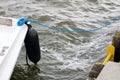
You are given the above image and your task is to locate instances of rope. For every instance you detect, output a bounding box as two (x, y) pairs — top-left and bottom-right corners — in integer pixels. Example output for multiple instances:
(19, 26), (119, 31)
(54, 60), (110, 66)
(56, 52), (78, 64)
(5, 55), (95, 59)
(26, 52), (30, 67)
(17, 16), (120, 32)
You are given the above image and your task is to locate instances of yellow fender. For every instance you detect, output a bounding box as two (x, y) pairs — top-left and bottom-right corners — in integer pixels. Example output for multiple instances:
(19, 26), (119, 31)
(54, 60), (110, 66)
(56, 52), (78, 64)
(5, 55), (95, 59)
(103, 45), (115, 65)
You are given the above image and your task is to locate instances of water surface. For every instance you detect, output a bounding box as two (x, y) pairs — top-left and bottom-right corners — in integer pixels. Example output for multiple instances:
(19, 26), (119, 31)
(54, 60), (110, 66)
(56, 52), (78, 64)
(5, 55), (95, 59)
(0, 0), (120, 80)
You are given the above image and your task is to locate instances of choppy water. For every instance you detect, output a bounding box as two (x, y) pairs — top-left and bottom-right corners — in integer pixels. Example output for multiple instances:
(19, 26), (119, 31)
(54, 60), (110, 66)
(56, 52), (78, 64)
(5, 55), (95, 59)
(0, 0), (120, 80)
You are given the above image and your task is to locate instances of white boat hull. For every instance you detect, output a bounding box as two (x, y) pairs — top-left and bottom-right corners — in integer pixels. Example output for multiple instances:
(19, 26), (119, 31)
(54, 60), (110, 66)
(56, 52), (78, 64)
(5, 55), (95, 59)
(0, 17), (28, 80)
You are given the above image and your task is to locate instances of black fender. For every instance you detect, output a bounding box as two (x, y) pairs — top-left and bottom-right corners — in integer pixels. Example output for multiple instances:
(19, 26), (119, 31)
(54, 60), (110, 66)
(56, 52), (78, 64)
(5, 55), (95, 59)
(24, 23), (41, 64)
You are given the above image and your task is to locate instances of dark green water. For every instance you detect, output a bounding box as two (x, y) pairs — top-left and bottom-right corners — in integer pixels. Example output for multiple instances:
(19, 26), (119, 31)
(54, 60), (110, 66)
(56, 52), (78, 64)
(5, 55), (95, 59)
(0, 0), (120, 80)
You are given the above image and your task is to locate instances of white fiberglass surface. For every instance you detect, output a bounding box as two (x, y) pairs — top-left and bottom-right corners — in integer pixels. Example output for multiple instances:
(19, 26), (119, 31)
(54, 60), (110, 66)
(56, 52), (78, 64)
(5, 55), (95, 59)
(0, 24), (20, 65)
(0, 25), (14, 46)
